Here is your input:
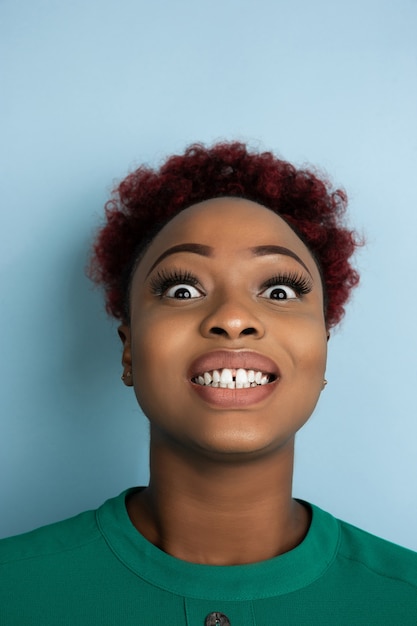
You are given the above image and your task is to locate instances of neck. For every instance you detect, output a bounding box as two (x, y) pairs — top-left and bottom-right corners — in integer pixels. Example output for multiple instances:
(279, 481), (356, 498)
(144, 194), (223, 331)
(127, 434), (310, 565)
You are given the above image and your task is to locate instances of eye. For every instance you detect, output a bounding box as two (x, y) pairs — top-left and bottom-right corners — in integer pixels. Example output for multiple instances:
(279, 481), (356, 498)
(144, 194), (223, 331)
(165, 284), (203, 299)
(259, 284), (298, 300)
(149, 269), (204, 300)
(258, 272), (312, 301)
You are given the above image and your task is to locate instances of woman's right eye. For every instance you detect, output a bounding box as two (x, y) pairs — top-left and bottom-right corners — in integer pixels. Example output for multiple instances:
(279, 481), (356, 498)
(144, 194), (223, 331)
(165, 284), (203, 299)
(149, 269), (204, 299)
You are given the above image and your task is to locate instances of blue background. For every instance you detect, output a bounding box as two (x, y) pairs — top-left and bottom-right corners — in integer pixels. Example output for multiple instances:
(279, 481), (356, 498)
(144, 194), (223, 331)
(1, 0), (416, 549)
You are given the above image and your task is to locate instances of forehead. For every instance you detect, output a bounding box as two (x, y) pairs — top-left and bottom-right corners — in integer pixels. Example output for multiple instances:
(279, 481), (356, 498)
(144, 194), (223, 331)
(163, 198), (292, 241)
(137, 197), (319, 276)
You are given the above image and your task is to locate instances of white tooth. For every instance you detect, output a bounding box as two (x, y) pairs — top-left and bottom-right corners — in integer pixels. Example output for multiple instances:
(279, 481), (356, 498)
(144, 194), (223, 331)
(221, 368), (233, 382)
(244, 382), (251, 388)
(212, 370), (221, 383)
(212, 381), (219, 388)
(204, 372), (212, 385)
(247, 370), (255, 382)
(260, 375), (269, 385)
(227, 382), (235, 389)
(198, 375), (205, 385)
(236, 368), (249, 385)
(220, 368), (233, 388)
(251, 382), (257, 387)
(255, 371), (262, 384)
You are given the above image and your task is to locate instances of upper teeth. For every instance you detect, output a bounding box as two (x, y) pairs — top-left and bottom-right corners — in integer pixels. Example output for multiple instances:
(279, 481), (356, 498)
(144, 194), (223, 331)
(194, 368), (271, 389)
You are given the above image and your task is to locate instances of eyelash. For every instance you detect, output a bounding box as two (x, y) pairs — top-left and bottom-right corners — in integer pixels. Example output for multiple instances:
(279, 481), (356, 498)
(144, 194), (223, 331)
(260, 272), (312, 297)
(149, 268), (312, 298)
(149, 269), (200, 297)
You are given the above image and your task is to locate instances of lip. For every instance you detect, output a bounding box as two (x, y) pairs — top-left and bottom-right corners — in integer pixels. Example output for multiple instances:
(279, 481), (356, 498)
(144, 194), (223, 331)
(188, 350), (279, 380)
(188, 350), (280, 409)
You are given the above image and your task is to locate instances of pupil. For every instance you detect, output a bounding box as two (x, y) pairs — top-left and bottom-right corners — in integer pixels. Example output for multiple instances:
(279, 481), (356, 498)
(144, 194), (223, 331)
(176, 288), (190, 299)
(272, 288), (286, 299)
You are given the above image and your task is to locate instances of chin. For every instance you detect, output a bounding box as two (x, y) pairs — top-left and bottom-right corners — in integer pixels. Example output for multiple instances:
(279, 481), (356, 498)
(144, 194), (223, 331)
(190, 429), (295, 461)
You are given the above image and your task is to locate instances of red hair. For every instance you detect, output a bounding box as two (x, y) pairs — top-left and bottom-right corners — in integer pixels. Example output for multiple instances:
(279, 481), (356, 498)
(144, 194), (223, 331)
(89, 142), (360, 327)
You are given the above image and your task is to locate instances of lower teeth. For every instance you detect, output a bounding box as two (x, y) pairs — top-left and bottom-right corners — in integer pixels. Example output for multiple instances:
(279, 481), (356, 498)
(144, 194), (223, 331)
(195, 379), (269, 388)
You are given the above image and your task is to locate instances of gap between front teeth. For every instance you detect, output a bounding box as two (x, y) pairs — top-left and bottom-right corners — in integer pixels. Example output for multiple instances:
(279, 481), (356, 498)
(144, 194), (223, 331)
(195, 368), (271, 389)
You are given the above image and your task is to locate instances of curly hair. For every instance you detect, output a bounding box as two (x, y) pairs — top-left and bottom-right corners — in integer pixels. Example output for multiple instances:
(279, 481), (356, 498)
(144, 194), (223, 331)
(89, 142), (360, 328)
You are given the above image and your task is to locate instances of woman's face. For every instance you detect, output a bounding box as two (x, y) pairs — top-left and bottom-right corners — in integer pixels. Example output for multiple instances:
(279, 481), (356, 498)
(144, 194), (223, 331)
(121, 197), (328, 459)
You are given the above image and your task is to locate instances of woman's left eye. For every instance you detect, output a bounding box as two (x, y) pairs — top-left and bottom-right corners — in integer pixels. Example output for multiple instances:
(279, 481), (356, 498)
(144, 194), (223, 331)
(259, 284), (298, 300)
(165, 284), (203, 299)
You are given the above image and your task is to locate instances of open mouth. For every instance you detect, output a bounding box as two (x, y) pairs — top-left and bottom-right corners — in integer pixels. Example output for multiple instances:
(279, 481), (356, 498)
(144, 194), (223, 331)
(191, 368), (277, 390)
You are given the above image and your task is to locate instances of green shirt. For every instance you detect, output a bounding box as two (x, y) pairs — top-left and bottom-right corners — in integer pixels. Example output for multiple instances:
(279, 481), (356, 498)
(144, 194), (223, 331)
(1, 488), (416, 625)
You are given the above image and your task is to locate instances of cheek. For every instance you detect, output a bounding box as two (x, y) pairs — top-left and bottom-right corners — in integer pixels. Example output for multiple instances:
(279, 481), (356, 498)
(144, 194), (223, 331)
(283, 316), (328, 379)
(129, 314), (192, 412)
(274, 320), (327, 432)
(132, 313), (192, 367)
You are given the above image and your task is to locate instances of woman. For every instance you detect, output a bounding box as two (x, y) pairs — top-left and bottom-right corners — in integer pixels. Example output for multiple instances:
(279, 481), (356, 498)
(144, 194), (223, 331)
(1, 142), (416, 624)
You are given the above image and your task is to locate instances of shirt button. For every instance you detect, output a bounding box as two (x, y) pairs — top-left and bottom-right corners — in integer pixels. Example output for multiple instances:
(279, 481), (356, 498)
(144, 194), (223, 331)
(204, 612), (231, 626)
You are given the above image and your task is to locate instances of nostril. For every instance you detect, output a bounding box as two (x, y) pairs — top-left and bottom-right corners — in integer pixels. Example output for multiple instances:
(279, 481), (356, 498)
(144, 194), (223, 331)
(209, 326), (258, 337)
(241, 327), (257, 335)
(210, 327), (227, 336)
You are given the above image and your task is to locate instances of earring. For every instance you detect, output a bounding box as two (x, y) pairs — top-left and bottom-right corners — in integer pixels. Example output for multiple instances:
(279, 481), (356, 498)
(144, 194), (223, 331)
(322, 379), (328, 389)
(121, 371), (132, 382)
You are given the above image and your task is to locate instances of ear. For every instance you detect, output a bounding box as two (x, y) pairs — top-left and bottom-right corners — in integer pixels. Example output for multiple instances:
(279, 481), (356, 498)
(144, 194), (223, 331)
(118, 324), (133, 386)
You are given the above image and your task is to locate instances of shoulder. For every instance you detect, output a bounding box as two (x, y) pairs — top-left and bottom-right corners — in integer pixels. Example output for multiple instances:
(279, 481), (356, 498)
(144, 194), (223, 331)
(0, 491), (135, 624)
(0, 507), (101, 566)
(335, 514), (417, 590)
(0, 488), (134, 570)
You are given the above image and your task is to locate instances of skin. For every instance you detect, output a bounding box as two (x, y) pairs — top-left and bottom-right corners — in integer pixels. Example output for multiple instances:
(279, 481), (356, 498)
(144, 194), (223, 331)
(119, 197), (328, 565)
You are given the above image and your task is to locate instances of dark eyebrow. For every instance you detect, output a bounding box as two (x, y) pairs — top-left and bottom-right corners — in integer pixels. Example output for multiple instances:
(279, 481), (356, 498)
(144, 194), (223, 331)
(250, 245), (312, 277)
(146, 243), (214, 277)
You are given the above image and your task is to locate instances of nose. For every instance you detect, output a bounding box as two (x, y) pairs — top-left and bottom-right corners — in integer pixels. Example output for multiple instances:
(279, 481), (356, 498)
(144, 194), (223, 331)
(199, 297), (265, 340)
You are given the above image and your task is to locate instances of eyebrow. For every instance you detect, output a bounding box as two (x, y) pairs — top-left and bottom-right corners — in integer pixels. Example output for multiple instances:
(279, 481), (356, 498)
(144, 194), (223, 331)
(146, 243), (213, 277)
(146, 242), (312, 278)
(249, 245), (312, 277)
